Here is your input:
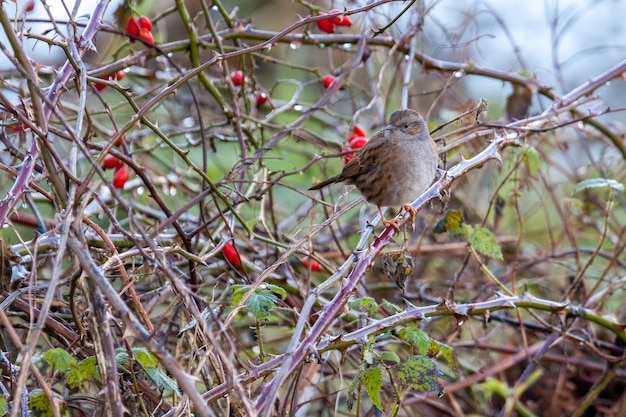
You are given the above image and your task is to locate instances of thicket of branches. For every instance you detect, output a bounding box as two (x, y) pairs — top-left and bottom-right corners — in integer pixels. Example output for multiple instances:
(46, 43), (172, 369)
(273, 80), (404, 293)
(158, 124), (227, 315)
(1, 0), (625, 416)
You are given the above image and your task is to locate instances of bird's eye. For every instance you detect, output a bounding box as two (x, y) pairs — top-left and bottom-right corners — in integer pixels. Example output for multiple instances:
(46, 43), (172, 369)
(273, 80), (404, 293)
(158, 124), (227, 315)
(404, 124), (410, 128)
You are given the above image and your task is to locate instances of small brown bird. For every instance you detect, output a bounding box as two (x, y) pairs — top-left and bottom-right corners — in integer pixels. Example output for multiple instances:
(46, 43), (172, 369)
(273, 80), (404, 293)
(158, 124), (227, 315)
(310, 109), (438, 229)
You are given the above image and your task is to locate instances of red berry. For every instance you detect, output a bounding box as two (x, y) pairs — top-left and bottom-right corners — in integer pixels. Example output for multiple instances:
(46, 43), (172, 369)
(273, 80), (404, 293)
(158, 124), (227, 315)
(342, 146), (355, 164)
(113, 70), (126, 81)
(316, 16), (335, 34)
(328, 9), (344, 25)
(256, 92), (268, 107)
(349, 136), (368, 149)
(353, 125), (366, 137)
(223, 242), (242, 267)
(138, 28), (154, 44)
(338, 16), (352, 26)
(138, 16), (152, 31)
(112, 166), (129, 189)
(94, 82), (107, 91)
(322, 75), (336, 89)
(24, 1), (34, 13)
(302, 258), (321, 272)
(126, 18), (140, 37)
(103, 155), (123, 170)
(230, 70), (243, 86)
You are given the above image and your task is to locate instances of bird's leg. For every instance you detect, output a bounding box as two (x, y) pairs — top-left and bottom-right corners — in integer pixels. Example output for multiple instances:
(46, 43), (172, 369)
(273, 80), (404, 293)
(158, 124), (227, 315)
(378, 206), (400, 231)
(402, 205), (417, 225)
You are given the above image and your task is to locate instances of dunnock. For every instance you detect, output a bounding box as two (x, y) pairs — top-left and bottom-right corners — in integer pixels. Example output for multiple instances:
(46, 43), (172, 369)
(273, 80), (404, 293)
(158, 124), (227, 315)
(310, 109), (438, 229)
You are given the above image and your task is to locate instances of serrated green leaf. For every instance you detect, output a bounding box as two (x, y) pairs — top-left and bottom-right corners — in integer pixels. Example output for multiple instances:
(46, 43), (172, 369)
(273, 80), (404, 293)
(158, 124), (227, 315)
(44, 347), (76, 373)
(348, 296), (378, 315)
(363, 349), (374, 365)
(346, 369), (362, 411)
(378, 351), (401, 366)
(29, 389), (53, 416)
(66, 362), (83, 389)
(145, 367), (181, 394)
(78, 356), (98, 381)
(363, 367), (383, 410)
(397, 355), (443, 393)
(230, 284), (248, 305)
(264, 283), (287, 300)
(230, 285), (281, 320)
(133, 347), (158, 368)
(116, 350), (130, 366)
(430, 341), (455, 373)
(247, 288), (277, 320)
(381, 299), (403, 315)
(466, 225), (503, 260)
(398, 326), (431, 355)
(573, 178), (624, 194)
(521, 144), (540, 175)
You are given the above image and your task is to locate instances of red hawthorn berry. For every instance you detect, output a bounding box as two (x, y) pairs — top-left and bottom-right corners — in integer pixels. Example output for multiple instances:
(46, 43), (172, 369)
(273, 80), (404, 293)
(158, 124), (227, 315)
(302, 258), (321, 272)
(103, 155), (123, 170)
(138, 28), (154, 44)
(126, 18), (140, 38)
(24, 1), (34, 13)
(137, 16), (152, 31)
(322, 75), (336, 89)
(94, 81), (107, 91)
(342, 146), (355, 164)
(349, 136), (368, 149)
(112, 166), (129, 189)
(316, 15), (335, 33)
(256, 92), (268, 107)
(223, 242), (242, 267)
(335, 15), (352, 27)
(353, 125), (366, 137)
(230, 70), (243, 86)
(113, 70), (126, 81)
(328, 9), (344, 25)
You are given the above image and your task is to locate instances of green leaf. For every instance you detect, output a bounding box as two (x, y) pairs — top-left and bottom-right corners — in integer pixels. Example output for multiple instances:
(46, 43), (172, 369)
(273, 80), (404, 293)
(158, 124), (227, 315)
(430, 341), (455, 373)
(363, 367), (383, 411)
(466, 225), (503, 260)
(573, 178), (624, 193)
(521, 144), (540, 175)
(346, 369), (362, 411)
(78, 356), (98, 381)
(398, 326), (431, 355)
(381, 299), (403, 315)
(378, 351), (401, 366)
(116, 350), (130, 366)
(66, 362), (83, 389)
(145, 367), (181, 394)
(133, 347), (158, 368)
(29, 389), (58, 416)
(44, 347), (77, 373)
(348, 296), (378, 316)
(397, 355), (443, 393)
(231, 284), (282, 320)
(0, 397), (8, 416)
(247, 288), (278, 320)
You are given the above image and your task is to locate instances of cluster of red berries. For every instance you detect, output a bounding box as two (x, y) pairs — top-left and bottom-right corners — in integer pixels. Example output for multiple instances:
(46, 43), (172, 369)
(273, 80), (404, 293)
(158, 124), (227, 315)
(102, 137), (130, 189)
(94, 70), (126, 92)
(316, 9), (352, 33)
(229, 70), (270, 107)
(127, 16), (154, 44)
(342, 125), (368, 163)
